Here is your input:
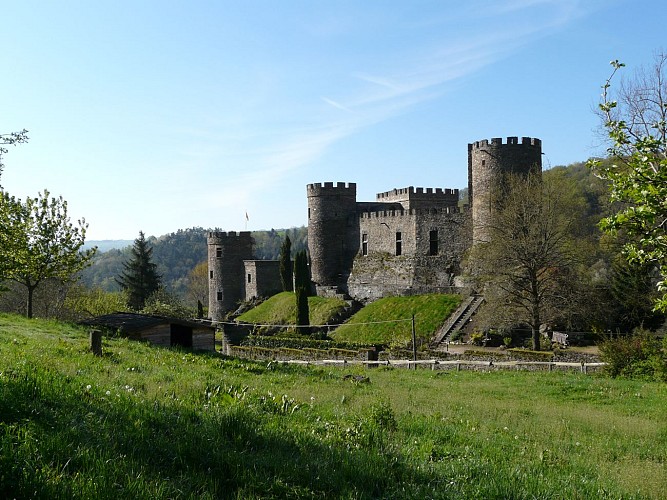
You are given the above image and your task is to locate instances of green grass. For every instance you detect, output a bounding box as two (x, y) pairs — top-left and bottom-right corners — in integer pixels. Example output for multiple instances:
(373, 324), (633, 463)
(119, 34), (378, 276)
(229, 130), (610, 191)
(332, 294), (461, 345)
(1, 313), (667, 498)
(236, 291), (347, 329)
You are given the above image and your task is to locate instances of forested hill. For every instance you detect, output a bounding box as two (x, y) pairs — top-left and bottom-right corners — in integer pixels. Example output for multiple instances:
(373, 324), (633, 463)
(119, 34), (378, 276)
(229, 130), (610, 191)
(79, 226), (308, 297)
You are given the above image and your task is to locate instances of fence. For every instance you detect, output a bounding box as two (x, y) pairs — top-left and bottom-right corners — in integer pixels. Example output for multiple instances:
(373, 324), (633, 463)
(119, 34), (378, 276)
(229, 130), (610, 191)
(278, 358), (606, 373)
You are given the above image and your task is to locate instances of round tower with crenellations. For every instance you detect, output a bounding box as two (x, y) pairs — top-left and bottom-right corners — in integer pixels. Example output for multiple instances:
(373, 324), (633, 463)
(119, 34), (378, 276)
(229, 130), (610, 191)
(468, 136), (542, 245)
(306, 182), (358, 290)
(207, 231), (253, 321)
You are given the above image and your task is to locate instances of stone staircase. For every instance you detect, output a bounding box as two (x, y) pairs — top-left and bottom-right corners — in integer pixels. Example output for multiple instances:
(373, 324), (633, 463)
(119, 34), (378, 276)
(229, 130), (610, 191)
(430, 295), (484, 350)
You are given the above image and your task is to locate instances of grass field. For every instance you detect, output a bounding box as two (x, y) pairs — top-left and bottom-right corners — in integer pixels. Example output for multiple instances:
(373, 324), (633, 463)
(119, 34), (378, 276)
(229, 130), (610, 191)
(331, 294), (461, 345)
(1, 313), (666, 498)
(236, 291), (347, 331)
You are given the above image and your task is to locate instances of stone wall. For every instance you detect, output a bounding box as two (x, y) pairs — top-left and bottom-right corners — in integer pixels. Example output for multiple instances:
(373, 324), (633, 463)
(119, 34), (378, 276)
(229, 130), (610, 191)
(347, 209), (470, 301)
(243, 260), (282, 300)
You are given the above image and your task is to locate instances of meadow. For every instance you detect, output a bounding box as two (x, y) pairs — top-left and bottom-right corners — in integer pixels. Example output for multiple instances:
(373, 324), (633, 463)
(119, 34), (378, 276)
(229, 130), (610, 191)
(1, 313), (666, 498)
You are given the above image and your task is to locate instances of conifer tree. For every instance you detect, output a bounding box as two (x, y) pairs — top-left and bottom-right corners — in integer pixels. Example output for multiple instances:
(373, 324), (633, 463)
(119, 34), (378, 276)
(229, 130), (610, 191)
(293, 250), (309, 332)
(279, 235), (293, 291)
(116, 231), (161, 311)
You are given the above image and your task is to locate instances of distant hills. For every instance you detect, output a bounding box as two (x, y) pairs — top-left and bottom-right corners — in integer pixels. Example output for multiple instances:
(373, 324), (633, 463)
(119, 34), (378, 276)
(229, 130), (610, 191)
(84, 240), (133, 252)
(79, 227), (308, 300)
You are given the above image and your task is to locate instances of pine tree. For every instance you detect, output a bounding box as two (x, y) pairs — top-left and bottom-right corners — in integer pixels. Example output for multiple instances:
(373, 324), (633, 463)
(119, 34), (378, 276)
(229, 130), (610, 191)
(116, 231), (161, 311)
(293, 250), (310, 333)
(279, 235), (293, 291)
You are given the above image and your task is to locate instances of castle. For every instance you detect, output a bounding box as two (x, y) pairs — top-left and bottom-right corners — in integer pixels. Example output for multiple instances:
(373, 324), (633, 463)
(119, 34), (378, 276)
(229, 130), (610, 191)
(208, 136), (542, 321)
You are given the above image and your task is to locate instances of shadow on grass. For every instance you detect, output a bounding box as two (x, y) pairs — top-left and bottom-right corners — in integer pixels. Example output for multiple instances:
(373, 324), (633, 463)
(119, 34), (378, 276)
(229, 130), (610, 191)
(0, 363), (434, 499)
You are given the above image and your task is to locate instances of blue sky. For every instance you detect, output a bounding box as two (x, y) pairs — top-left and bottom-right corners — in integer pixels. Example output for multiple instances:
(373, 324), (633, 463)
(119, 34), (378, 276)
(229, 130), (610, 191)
(1, 0), (664, 240)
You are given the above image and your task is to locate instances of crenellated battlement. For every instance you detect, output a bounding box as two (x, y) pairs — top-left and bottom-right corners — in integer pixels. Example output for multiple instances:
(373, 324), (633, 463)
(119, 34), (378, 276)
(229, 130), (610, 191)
(207, 231), (251, 238)
(468, 136), (541, 149)
(359, 206), (462, 219)
(207, 231), (252, 245)
(376, 186), (459, 199)
(307, 182), (357, 196)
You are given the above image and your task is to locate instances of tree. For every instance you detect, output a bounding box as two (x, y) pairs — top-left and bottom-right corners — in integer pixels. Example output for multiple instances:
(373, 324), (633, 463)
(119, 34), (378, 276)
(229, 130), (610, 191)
(293, 250), (310, 333)
(0, 129), (29, 186)
(142, 288), (192, 319)
(0, 189), (95, 318)
(609, 256), (663, 331)
(470, 172), (586, 350)
(116, 231), (161, 310)
(186, 261), (209, 308)
(279, 235), (293, 291)
(589, 53), (667, 310)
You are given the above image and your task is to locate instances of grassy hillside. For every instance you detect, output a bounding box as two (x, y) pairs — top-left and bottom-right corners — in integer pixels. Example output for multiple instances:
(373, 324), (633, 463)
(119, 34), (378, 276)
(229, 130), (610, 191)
(1, 314), (666, 498)
(236, 291), (347, 330)
(332, 294), (461, 345)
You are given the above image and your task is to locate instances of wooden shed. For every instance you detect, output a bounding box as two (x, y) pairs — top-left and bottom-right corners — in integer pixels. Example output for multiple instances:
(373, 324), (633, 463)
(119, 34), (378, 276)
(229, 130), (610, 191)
(81, 312), (216, 351)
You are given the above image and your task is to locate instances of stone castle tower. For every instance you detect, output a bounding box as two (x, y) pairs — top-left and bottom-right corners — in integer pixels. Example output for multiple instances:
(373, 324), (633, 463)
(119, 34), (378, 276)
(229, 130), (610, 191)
(207, 231), (253, 320)
(306, 182), (359, 290)
(468, 137), (542, 245)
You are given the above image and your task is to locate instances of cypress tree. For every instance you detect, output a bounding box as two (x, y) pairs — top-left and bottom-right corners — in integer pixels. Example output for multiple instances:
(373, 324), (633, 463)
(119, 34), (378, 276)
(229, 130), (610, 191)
(293, 250), (309, 333)
(116, 231), (162, 311)
(279, 235), (293, 291)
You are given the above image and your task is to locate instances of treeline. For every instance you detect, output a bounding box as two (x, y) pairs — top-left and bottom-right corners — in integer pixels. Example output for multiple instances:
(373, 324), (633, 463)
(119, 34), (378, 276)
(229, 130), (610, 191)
(79, 226), (308, 298)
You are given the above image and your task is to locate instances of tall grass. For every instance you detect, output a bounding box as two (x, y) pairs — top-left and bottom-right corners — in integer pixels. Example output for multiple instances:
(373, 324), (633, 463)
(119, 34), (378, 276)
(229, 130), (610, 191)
(1, 313), (666, 498)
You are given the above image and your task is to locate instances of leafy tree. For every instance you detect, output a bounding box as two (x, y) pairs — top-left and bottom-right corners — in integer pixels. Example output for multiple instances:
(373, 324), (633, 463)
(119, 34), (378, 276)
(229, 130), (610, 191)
(0, 190), (95, 318)
(470, 172), (586, 350)
(62, 284), (129, 320)
(0, 129), (28, 186)
(116, 231), (161, 310)
(279, 235), (293, 291)
(142, 288), (192, 319)
(293, 250), (310, 332)
(589, 54), (667, 310)
(185, 261), (209, 309)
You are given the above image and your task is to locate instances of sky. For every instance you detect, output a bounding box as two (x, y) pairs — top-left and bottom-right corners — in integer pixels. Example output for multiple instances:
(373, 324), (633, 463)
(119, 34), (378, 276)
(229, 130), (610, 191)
(1, 0), (665, 240)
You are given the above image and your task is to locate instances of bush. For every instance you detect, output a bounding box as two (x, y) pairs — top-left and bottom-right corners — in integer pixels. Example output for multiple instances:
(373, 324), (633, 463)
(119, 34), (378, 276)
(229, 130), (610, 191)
(598, 330), (666, 380)
(469, 332), (484, 346)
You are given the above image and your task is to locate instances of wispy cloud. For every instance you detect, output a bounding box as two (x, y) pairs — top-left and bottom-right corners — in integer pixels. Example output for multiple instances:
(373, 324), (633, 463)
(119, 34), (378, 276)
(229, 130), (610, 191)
(321, 97), (353, 113)
(201, 0), (600, 212)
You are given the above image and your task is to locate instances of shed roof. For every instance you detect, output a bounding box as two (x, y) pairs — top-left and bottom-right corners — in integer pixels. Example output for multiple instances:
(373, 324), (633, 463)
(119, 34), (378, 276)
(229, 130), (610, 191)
(80, 312), (215, 334)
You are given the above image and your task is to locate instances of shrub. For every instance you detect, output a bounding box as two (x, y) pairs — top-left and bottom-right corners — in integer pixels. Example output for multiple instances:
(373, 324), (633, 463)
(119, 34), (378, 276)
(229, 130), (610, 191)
(598, 330), (666, 380)
(469, 332), (484, 346)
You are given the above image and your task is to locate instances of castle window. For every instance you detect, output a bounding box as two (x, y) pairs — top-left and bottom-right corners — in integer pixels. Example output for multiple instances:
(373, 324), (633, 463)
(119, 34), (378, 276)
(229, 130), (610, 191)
(481, 160), (486, 166)
(395, 232), (402, 256)
(216, 291), (223, 301)
(362, 233), (368, 256)
(429, 230), (438, 256)
(209, 271), (213, 280)
(247, 274), (252, 283)
(308, 207), (311, 219)
(216, 247), (222, 258)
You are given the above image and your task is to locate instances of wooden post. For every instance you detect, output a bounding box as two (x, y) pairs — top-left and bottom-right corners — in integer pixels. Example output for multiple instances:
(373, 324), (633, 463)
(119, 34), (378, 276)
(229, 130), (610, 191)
(411, 314), (417, 370)
(90, 329), (102, 357)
